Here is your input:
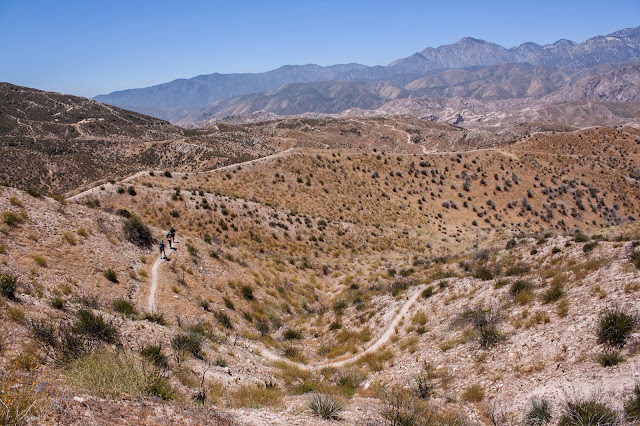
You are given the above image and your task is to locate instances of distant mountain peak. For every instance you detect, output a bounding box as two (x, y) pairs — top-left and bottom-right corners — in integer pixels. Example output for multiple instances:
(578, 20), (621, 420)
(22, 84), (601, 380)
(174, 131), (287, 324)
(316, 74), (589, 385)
(455, 37), (487, 45)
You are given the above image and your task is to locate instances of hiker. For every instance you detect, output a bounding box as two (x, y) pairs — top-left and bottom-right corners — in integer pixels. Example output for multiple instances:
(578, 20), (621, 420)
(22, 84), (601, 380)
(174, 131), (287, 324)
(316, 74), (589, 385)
(169, 226), (176, 244)
(166, 231), (173, 249)
(159, 240), (166, 259)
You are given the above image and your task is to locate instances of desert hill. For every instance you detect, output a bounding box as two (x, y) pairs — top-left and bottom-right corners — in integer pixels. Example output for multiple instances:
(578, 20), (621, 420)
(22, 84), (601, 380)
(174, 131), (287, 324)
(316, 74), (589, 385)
(1, 122), (639, 423)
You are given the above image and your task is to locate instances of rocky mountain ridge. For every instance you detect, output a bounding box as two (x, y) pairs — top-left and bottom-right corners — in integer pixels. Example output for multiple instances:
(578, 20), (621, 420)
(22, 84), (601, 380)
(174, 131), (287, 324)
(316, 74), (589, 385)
(94, 26), (640, 118)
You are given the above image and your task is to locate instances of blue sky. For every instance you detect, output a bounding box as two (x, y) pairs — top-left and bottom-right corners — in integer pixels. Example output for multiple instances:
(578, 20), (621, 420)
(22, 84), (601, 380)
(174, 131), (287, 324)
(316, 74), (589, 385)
(0, 0), (638, 97)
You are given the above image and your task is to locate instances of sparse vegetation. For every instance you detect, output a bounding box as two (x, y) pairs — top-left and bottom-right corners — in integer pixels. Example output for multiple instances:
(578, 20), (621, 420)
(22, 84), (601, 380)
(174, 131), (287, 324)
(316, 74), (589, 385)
(597, 307), (638, 348)
(558, 396), (618, 426)
(103, 269), (118, 283)
(308, 393), (344, 420)
(123, 216), (153, 249)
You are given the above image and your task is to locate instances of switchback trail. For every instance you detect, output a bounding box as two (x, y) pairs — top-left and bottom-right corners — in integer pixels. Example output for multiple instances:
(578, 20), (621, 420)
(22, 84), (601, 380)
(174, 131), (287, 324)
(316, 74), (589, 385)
(258, 284), (426, 370)
(147, 250), (425, 370)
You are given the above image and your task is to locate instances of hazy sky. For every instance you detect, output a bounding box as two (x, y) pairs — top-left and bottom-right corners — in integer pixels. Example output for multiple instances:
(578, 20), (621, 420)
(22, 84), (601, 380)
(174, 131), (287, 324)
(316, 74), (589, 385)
(1, 0), (638, 97)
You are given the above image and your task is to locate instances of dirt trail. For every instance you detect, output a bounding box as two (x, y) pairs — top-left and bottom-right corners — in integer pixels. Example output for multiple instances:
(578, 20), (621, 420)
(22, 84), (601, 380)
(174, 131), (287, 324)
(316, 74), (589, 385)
(147, 255), (163, 312)
(145, 244), (426, 370)
(67, 148), (299, 202)
(254, 284), (425, 370)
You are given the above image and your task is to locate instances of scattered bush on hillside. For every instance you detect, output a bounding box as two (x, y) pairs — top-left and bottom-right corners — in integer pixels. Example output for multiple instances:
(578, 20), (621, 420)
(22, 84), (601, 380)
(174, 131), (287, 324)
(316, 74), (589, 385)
(631, 247), (640, 269)
(524, 397), (551, 425)
(171, 332), (203, 363)
(214, 311), (233, 329)
(456, 306), (502, 348)
(542, 286), (564, 304)
(308, 393), (344, 420)
(558, 396), (618, 426)
(597, 307), (638, 348)
(473, 266), (494, 281)
(625, 384), (640, 422)
(73, 308), (119, 344)
(597, 350), (624, 367)
(0, 366), (45, 425)
(112, 299), (137, 318)
(144, 311), (167, 325)
(0, 273), (18, 299)
(241, 285), (254, 300)
(123, 216), (153, 249)
(103, 269), (118, 283)
(64, 349), (173, 400)
(3, 211), (25, 227)
(140, 344), (168, 369)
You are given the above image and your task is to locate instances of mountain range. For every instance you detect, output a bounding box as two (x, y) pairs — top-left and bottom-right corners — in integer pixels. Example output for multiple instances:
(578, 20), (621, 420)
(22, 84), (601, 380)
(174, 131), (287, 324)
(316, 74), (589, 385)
(93, 26), (640, 124)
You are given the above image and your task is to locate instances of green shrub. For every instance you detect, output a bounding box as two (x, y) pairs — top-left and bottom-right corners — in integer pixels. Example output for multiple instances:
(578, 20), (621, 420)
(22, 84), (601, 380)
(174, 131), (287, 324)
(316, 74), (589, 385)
(421, 286), (434, 298)
(283, 329), (302, 340)
(127, 186), (136, 196)
(558, 397), (618, 426)
(143, 312), (166, 325)
(112, 299), (137, 318)
(140, 344), (168, 369)
(73, 309), (119, 344)
(115, 208), (133, 218)
(542, 286), (564, 304)
(0, 273), (18, 299)
(631, 250), (640, 269)
(583, 241), (598, 253)
(241, 285), (254, 300)
(597, 307), (638, 348)
(457, 306), (502, 348)
(473, 266), (494, 280)
(597, 350), (624, 367)
(625, 384), (640, 422)
(223, 297), (234, 310)
(51, 297), (66, 310)
(510, 280), (532, 297)
(506, 264), (530, 276)
(573, 233), (589, 242)
(123, 217), (153, 249)
(214, 357), (227, 367)
(308, 393), (344, 420)
(214, 311), (232, 329)
(103, 269), (118, 283)
(25, 188), (40, 197)
(230, 383), (282, 408)
(171, 332), (203, 361)
(2, 211), (24, 226)
(414, 372), (434, 400)
(525, 397), (551, 425)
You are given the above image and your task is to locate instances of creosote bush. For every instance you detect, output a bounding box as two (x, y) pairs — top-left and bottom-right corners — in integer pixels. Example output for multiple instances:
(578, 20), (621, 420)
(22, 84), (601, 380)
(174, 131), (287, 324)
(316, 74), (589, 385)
(0, 273), (18, 299)
(123, 217), (153, 249)
(456, 306), (502, 348)
(73, 308), (119, 344)
(112, 299), (137, 318)
(597, 307), (638, 348)
(171, 332), (203, 362)
(144, 311), (167, 325)
(103, 269), (118, 283)
(597, 350), (624, 367)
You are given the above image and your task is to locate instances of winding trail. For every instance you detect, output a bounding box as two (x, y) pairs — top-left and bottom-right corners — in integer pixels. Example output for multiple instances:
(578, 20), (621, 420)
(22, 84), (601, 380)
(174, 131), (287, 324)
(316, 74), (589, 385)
(146, 248), (426, 370)
(258, 284), (426, 370)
